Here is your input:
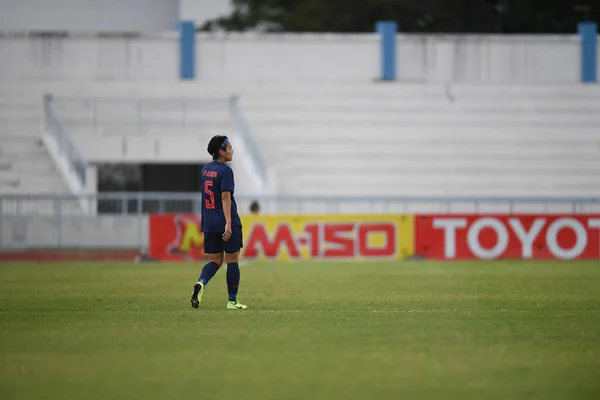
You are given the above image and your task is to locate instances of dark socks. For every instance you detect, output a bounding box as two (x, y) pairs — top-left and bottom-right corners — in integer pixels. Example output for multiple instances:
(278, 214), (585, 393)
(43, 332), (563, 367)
(198, 262), (220, 285)
(226, 263), (240, 302)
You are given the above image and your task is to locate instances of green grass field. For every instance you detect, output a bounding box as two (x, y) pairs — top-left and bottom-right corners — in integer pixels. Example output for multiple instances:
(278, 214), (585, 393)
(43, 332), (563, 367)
(1, 260), (599, 400)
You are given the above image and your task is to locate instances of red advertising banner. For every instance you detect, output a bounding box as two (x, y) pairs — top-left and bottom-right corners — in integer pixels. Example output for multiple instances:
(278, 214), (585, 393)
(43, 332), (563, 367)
(149, 214), (205, 261)
(415, 215), (600, 260)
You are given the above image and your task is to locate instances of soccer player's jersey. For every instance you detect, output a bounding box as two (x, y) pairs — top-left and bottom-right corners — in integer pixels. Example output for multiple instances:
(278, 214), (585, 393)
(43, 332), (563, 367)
(200, 161), (242, 232)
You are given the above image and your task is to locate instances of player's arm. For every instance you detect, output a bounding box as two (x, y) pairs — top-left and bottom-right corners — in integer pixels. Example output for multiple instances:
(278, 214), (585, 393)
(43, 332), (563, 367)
(222, 191), (232, 225)
(222, 190), (233, 240)
(221, 167), (234, 221)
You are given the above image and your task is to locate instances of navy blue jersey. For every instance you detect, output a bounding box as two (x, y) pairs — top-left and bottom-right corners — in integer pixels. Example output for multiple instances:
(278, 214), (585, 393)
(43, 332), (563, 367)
(200, 162), (242, 232)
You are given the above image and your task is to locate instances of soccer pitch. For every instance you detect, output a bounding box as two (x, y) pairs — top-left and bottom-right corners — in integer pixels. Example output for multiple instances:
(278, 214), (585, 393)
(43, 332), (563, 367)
(1, 261), (599, 400)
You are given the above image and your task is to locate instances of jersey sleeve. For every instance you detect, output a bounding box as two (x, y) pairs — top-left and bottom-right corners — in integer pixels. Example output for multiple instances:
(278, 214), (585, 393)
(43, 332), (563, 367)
(221, 167), (234, 193)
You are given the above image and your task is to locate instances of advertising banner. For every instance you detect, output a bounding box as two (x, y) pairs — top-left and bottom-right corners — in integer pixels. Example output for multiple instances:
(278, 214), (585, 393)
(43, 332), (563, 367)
(149, 214), (415, 261)
(415, 214), (600, 260)
(149, 214), (205, 261)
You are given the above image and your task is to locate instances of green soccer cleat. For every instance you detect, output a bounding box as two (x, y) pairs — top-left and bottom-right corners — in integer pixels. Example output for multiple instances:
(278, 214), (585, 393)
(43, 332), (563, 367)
(227, 301), (247, 310)
(190, 281), (205, 309)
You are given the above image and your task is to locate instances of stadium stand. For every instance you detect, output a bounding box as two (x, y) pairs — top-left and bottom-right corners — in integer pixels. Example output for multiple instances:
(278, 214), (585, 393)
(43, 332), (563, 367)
(2, 81), (600, 205)
(242, 83), (600, 198)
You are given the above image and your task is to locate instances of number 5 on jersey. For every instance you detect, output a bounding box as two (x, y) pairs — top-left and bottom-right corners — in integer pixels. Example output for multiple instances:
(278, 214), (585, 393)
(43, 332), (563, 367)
(204, 180), (215, 209)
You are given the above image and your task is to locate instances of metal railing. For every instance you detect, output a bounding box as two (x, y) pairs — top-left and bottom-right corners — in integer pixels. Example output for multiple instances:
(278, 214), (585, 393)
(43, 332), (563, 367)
(230, 96), (270, 183)
(43, 95), (87, 187)
(2, 193), (600, 216)
(2, 193), (600, 250)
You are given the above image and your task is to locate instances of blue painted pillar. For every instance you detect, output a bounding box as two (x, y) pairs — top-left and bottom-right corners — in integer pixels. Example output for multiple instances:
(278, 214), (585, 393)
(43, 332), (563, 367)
(376, 21), (397, 81)
(578, 22), (597, 83)
(178, 20), (196, 80)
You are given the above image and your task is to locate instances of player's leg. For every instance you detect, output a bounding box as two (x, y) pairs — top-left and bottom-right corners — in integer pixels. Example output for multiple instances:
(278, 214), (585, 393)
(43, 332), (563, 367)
(191, 251), (223, 308)
(191, 233), (224, 309)
(224, 227), (247, 310)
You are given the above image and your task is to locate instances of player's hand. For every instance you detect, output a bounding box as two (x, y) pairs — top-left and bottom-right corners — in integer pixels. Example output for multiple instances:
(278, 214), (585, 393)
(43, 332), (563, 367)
(223, 222), (232, 241)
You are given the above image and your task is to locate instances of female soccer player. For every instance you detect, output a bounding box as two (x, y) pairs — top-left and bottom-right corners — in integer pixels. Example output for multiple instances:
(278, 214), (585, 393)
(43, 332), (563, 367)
(190, 135), (247, 310)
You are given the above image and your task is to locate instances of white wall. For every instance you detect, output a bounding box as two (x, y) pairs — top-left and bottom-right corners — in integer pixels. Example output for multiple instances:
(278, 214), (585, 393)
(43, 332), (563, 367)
(397, 35), (581, 83)
(0, 35), (178, 80)
(0, 0), (178, 32)
(196, 33), (379, 82)
(0, 33), (588, 83)
(196, 33), (581, 83)
(0, 215), (147, 249)
(72, 134), (211, 163)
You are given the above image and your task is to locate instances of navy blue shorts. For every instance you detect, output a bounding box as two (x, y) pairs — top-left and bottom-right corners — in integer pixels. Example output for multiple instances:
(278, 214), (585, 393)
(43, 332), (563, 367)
(203, 226), (244, 254)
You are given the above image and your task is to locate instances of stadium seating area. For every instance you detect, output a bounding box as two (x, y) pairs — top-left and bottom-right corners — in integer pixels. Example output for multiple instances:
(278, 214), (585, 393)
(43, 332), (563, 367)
(242, 83), (600, 197)
(2, 81), (600, 201)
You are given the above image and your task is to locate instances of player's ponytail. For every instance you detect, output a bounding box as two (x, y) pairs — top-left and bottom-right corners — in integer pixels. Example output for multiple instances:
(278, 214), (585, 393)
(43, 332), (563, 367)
(207, 135), (229, 160)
